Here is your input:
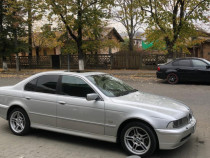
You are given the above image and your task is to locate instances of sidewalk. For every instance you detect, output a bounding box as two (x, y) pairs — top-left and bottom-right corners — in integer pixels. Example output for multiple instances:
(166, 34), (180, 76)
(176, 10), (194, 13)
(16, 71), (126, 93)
(0, 69), (156, 78)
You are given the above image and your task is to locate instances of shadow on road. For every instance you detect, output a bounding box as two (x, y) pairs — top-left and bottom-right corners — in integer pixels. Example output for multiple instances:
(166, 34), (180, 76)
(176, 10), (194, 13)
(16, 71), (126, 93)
(157, 79), (210, 86)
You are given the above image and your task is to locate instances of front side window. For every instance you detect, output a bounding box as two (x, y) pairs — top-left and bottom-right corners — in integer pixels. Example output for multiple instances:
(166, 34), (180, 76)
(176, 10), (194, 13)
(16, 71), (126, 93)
(192, 60), (207, 67)
(25, 78), (37, 91)
(36, 75), (59, 94)
(61, 75), (95, 98)
(87, 74), (137, 97)
(179, 60), (191, 67)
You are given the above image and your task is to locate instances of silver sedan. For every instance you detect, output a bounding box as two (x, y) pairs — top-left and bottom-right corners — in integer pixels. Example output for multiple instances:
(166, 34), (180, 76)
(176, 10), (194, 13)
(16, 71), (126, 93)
(0, 71), (196, 157)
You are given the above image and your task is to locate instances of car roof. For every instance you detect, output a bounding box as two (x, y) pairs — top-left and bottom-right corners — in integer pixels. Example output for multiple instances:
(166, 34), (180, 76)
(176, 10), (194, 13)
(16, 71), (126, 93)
(12, 71), (107, 90)
(35, 71), (107, 77)
(174, 57), (205, 61)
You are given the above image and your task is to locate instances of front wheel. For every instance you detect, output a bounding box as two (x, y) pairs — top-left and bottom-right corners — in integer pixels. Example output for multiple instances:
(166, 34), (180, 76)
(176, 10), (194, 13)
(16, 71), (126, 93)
(120, 122), (157, 157)
(9, 108), (30, 136)
(167, 73), (179, 84)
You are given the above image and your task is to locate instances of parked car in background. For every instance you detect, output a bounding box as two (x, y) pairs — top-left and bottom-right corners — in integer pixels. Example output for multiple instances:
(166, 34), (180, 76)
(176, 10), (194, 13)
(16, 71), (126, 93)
(157, 58), (210, 84)
(0, 71), (196, 157)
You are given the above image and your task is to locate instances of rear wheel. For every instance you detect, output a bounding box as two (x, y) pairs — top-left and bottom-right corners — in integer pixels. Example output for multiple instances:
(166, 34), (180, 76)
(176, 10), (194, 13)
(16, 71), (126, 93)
(167, 73), (179, 84)
(8, 108), (30, 136)
(120, 122), (157, 157)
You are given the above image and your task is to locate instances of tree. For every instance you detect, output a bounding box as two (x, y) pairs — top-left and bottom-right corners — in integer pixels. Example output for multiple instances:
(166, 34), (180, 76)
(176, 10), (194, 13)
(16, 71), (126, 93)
(59, 29), (120, 55)
(45, 0), (113, 70)
(113, 0), (144, 51)
(0, 0), (27, 71)
(24, 0), (43, 57)
(32, 25), (63, 57)
(139, 0), (210, 58)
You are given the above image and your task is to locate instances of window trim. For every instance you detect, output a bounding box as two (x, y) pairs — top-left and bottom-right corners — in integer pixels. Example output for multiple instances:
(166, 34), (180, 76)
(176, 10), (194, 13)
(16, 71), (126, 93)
(24, 77), (38, 92)
(24, 75), (60, 95)
(57, 75), (104, 101)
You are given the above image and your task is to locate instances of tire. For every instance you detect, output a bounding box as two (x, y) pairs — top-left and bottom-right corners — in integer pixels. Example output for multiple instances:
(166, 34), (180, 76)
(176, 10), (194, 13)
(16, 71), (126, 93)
(120, 122), (157, 157)
(167, 73), (179, 84)
(8, 108), (30, 136)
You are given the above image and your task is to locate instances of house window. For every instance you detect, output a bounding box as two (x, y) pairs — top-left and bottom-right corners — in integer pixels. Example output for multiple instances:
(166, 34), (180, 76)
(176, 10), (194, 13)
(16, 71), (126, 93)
(208, 52), (210, 55)
(44, 49), (47, 56)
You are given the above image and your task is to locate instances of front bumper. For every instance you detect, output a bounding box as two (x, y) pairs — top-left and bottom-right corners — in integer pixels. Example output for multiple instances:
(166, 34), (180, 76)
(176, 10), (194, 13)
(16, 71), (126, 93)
(155, 117), (196, 150)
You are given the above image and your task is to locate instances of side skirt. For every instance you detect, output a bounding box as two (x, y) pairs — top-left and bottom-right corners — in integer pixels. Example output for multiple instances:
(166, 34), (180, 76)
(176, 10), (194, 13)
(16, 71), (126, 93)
(31, 123), (117, 143)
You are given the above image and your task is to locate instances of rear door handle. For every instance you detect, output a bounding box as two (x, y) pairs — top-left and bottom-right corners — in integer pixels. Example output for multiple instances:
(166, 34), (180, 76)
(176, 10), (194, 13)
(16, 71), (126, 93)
(58, 101), (66, 105)
(25, 96), (31, 100)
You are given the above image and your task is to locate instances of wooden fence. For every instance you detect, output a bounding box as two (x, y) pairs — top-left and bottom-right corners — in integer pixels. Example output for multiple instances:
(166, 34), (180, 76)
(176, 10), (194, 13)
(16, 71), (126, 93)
(112, 52), (167, 69)
(0, 53), (167, 70)
(0, 56), (52, 69)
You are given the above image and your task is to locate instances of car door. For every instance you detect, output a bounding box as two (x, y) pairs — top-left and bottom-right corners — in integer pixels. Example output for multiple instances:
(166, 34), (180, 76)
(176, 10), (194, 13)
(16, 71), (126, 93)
(23, 75), (59, 127)
(56, 75), (105, 135)
(175, 59), (195, 81)
(191, 59), (210, 82)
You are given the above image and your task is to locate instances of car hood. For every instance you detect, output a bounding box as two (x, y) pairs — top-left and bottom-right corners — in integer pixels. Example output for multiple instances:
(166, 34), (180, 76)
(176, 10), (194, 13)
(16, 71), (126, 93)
(0, 86), (13, 90)
(110, 91), (190, 119)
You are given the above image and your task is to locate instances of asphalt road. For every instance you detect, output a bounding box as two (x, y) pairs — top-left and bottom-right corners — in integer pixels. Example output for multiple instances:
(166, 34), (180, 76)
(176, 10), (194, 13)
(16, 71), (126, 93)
(0, 76), (210, 158)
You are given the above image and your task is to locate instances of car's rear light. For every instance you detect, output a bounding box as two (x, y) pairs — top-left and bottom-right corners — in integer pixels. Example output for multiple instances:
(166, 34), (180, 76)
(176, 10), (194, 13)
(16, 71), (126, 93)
(157, 67), (161, 71)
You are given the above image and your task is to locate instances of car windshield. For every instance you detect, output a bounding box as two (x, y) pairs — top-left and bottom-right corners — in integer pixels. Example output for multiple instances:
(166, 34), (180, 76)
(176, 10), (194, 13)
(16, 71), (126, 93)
(203, 59), (210, 65)
(87, 74), (138, 97)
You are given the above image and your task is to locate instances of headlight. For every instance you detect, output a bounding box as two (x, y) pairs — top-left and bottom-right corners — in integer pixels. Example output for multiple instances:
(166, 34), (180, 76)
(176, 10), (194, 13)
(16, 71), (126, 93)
(167, 114), (192, 129)
(167, 121), (175, 129)
(167, 120), (179, 129)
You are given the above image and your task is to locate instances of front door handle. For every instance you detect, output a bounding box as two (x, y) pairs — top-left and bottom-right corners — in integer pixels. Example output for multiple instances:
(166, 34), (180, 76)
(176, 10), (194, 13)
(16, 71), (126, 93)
(25, 96), (31, 100)
(58, 101), (66, 105)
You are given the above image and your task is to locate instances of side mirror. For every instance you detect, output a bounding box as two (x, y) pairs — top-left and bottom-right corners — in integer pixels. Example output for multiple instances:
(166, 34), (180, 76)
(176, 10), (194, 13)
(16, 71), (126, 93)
(206, 65), (210, 69)
(86, 93), (99, 101)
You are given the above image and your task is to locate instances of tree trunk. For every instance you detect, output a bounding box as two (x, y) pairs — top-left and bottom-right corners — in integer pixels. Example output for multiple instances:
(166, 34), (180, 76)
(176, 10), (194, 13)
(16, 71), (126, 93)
(165, 37), (176, 59)
(35, 47), (40, 56)
(78, 42), (84, 71)
(35, 46), (40, 65)
(15, 53), (20, 72)
(14, 30), (20, 71)
(129, 35), (134, 51)
(28, 0), (32, 57)
(2, 57), (8, 71)
(77, 0), (84, 71)
(0, 0), (5, 61)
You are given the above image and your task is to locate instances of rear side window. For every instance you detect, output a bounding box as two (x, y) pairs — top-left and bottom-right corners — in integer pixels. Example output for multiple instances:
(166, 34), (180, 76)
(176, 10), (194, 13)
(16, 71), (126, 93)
(36, 75), (59, 94)
(25, 78), (37, 91)
(179, 60), (191, 67)
(61, 75), (95, 98)
(172, 60), (179, 66)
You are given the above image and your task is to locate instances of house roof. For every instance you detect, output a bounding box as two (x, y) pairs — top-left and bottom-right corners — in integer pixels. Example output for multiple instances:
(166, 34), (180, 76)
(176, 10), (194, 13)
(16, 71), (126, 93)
(31, 27), (124, 48)
(101, 27), (124, 42)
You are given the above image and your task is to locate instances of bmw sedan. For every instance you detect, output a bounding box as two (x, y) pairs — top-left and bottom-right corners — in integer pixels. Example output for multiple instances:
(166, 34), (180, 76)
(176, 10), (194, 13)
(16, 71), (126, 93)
(157, 57), (210, 84)
(0, 71), (196, 157)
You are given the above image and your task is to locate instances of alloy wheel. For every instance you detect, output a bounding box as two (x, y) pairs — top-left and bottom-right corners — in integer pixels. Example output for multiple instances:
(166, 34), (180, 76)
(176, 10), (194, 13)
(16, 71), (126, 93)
(10, 111), (26, 133)
(124, 127), (151, 155)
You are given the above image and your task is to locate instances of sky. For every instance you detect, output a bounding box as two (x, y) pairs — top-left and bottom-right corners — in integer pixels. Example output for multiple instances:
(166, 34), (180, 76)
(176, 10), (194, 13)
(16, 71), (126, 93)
(34, 13), (210, 36)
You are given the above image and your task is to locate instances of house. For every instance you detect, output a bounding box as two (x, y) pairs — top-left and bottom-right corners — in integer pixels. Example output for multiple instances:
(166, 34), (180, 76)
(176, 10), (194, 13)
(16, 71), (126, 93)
(97, 27), (124, 54)
(188, 30), (210, 61)
(26, 27), (124, 56)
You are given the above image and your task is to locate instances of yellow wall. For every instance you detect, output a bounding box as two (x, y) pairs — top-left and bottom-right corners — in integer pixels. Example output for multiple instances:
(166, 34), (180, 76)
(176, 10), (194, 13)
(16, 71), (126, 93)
(32, 48), (56, 56)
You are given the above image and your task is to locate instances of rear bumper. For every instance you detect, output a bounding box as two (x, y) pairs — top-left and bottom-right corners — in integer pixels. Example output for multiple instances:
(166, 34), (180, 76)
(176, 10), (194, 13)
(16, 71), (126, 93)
(156, 71), (166, 79)
(155, 117), (196, 150)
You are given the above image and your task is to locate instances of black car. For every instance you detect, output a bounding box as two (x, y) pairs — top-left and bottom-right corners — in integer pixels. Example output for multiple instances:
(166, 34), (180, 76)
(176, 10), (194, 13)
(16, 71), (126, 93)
(157, 58), (210, 84)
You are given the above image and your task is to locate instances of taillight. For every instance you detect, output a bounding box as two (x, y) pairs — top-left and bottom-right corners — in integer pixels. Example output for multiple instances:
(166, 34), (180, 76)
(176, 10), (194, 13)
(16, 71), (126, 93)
(157, 67), (161, 71)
